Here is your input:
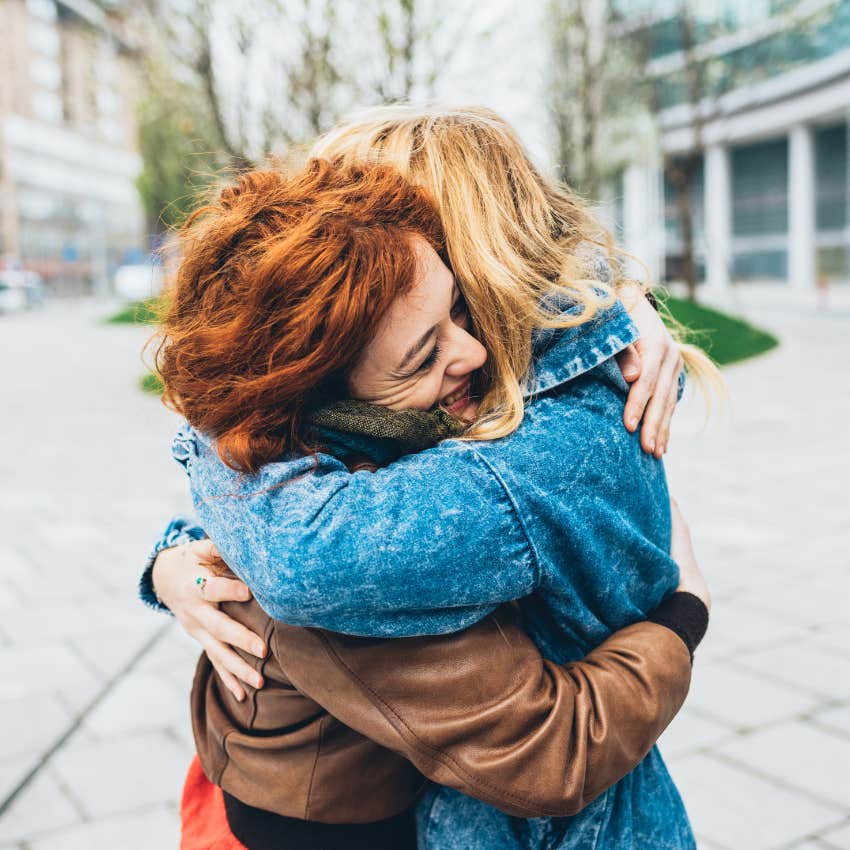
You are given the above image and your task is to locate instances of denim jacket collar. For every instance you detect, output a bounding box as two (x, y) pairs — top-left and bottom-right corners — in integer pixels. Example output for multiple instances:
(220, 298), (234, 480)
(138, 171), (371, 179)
(526, 300), (637, 399)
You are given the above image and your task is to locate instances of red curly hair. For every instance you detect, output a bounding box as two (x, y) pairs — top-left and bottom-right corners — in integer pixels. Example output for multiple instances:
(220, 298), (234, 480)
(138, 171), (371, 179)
(155, 159), (445, 473)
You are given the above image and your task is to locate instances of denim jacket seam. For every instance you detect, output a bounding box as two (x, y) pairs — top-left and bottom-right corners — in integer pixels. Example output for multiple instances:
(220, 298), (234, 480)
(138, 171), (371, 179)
(303, 715), (325, 821)
(461, 445), (542, 591)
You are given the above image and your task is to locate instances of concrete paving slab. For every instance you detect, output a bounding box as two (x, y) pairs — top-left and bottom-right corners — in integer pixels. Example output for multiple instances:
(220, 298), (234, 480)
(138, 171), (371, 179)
(26, 806), (180, 850)
(48, 732), (191, 820)
(719, 722), (850, 810)
(668, 753), (843, 850)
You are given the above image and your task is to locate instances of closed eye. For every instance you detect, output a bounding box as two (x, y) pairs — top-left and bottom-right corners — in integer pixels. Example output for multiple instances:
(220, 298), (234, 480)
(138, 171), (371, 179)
(416, 342), (442, 372)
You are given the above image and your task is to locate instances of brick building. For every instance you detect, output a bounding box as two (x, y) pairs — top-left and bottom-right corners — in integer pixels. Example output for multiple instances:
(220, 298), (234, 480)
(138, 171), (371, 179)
(0, 0), (145, 294)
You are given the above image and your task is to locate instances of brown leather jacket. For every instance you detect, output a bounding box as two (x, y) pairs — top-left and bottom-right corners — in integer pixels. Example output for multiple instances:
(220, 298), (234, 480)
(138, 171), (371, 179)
(190, 599), (691, 823)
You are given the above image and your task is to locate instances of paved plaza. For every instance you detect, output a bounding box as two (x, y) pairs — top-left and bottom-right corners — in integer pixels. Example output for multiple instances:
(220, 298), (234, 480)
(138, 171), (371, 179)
(0, 291), (848, 849)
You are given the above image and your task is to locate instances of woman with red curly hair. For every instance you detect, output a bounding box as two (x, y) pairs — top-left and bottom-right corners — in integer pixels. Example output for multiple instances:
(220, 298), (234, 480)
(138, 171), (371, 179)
(142, 154), (711, 850)
(158, 159), (467, 474)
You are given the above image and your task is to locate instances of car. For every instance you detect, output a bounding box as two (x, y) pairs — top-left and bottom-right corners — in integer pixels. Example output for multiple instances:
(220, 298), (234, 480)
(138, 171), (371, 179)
(0, 271), (44, 313)
(0, 280), (27, 313)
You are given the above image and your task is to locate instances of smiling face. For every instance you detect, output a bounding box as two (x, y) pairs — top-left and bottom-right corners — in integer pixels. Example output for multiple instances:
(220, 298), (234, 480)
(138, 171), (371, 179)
(347, 236), (487, 422)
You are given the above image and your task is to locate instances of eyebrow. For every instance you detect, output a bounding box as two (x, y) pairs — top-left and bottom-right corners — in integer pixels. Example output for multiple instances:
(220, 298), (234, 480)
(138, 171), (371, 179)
(397, 281), (460, 371)
(398, 324), (437, 370)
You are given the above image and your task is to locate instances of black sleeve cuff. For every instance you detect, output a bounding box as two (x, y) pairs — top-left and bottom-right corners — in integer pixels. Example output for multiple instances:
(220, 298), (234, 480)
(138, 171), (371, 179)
(645, 289), (660, 311)
(647, 592), (709, 661)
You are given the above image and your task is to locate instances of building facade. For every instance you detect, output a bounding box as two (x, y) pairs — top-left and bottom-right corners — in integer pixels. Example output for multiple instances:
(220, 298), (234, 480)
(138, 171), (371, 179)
(620, 0), (850, 290)
(0, 0), (145, 294)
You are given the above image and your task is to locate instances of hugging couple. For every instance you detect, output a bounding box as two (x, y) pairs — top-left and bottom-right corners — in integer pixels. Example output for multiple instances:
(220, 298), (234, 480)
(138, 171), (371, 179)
(141, 104), (718, 850)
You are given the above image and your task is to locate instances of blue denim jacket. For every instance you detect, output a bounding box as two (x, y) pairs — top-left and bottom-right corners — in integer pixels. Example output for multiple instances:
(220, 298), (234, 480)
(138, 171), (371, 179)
(142, 299), (694, 850)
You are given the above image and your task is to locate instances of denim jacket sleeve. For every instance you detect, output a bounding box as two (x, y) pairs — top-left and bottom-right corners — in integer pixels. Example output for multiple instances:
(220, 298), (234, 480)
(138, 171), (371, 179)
(182, 427), (539, 637)
(138, 514), (207, 614)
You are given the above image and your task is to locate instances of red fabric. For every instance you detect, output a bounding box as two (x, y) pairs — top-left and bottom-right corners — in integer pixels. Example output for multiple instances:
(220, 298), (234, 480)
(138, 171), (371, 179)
(180, 755), (248, 850)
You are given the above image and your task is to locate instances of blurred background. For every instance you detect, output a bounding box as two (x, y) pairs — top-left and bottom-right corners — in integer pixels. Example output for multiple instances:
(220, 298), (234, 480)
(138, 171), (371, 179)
(0, 1), (848, 849)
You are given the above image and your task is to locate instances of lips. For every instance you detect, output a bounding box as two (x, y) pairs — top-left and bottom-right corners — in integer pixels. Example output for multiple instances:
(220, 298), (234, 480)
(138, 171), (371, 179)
(440, 380), (471, 415)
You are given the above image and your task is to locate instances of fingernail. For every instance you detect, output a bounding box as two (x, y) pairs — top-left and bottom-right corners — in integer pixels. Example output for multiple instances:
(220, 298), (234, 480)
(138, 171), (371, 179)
(254, 676), (263, 689)
(629, 417), (639, 431)
(647, 439), (655, 453)
(254, 643), (266, 658)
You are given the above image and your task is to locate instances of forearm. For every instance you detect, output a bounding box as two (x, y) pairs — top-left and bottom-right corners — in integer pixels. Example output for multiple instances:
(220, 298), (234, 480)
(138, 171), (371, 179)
(278, 596), (705, 818)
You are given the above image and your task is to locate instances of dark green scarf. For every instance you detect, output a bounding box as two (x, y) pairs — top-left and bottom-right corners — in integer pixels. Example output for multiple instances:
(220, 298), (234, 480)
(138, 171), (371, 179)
(305, 400), (468, 467)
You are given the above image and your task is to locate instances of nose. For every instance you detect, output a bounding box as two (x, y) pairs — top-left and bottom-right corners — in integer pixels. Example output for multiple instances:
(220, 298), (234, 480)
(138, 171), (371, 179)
(444, 323), (487, 378)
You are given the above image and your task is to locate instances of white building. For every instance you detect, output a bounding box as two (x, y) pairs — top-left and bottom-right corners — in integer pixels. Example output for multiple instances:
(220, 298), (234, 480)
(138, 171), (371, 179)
(0, 0), (145, 294)
(620, 0), (850, 291)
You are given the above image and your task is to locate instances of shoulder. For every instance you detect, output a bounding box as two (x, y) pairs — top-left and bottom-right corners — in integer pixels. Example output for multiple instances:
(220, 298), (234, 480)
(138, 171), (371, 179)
(473, 358), (639, 486)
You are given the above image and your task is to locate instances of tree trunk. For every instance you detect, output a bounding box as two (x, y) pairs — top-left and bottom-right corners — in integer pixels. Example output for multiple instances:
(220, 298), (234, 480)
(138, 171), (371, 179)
(669, 158), (698, 301)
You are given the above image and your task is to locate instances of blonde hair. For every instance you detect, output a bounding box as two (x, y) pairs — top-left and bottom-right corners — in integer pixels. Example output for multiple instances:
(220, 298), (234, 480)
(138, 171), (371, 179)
(311, 104), (720, 439)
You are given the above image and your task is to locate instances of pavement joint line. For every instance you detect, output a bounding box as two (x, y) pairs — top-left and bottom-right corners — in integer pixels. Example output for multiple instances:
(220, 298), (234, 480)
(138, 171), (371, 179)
(778, 832), (843, 850)
(680, 705), (827, 739)
(706, 749), (850, 817)
(0, 619), (175, 818)
(722, 658), (850, 704)
(808, 717), (850, 744)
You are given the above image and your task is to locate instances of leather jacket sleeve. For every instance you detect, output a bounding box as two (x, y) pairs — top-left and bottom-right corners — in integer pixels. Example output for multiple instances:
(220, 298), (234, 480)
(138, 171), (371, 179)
(275, 604), (691, 819)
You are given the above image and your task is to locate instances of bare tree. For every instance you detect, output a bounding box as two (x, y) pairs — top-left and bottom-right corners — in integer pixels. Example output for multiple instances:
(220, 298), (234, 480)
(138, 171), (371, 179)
(546, 0), (648, 203)
(370, 0), (475, 103)
(135, 0), (478, 169)
(659, 5), (705, 301)
(547, 0), (608, 199)
(136, 0), (350, 167)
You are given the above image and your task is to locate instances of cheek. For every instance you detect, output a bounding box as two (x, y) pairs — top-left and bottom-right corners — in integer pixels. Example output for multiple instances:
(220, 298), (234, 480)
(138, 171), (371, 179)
(384, 376), (443, 411)
(356, 371), (446, 411)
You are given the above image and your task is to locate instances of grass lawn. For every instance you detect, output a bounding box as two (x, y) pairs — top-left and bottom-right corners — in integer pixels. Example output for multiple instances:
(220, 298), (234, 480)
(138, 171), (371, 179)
(105, 298), (160, 325)
(140, 372), (164, 394)
(659, 293), (778, 366)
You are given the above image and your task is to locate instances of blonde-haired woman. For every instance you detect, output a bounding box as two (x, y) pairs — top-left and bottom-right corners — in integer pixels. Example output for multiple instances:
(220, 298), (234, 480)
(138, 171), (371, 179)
(146, 106), (720, 850)
(311, 104), (717, 445)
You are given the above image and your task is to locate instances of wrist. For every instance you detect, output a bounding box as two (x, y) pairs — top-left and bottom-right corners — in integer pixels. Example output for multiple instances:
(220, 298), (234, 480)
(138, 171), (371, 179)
(151, 552), (169, 609)
(139, 553), (173, 616)
(647, 591), (709, 661)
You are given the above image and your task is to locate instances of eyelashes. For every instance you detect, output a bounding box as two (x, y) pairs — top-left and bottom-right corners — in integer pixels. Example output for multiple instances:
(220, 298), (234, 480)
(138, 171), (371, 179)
(417, 342), (442, 373)
(404, 294), (467, 379)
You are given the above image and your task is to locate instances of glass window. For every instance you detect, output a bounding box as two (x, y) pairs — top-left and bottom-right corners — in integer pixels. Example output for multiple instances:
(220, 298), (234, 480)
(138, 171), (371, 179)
(732, 249), (787, 279)
(815, 123), (847, 232)
(731, 139), (788, 236)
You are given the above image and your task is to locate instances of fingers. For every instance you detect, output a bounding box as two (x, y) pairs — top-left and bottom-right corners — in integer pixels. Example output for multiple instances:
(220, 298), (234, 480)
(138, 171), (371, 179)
(202, 635), (265, 692)
(197, 604), (267, 659)
(616, 345), (642, 386)
(200, 576), (252, 604)
(187, 538), (219, 561)
(640, 350), (680, 457)
(623, 341), (662, 434)
(656, 352), (684, 453)
(216, 667), (247, 703)
(198, 633), (249, 702)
